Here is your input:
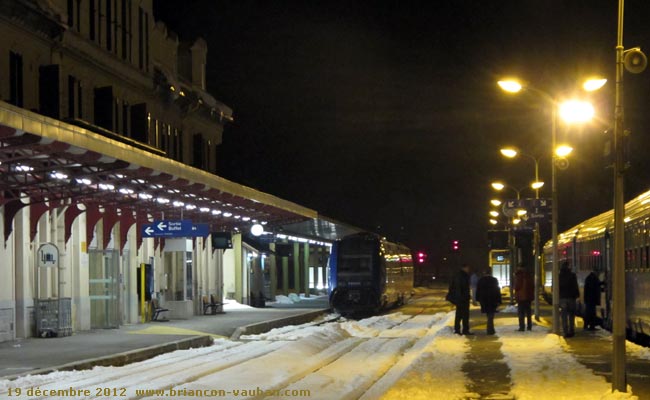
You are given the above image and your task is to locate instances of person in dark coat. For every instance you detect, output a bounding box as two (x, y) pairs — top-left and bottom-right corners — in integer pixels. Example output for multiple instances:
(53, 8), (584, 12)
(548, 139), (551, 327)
(514, 264), (534, 331)
(559, 262), (580, 337)
(583, 271), (602, 330)
(476, 268), (501, 335)
(447, 264), (472, 335)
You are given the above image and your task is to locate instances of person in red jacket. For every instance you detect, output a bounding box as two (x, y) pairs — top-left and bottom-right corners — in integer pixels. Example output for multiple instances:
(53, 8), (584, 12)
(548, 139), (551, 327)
(514, 263), (534, 331)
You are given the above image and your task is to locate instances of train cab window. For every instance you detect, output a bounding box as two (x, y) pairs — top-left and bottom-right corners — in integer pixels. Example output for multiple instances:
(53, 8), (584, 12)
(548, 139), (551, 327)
(338, 240), (375, 273)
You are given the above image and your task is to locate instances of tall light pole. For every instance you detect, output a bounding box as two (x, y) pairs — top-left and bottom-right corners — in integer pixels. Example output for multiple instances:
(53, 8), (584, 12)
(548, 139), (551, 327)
(497, 79), (603, 334)
(612, 0), (626, 392)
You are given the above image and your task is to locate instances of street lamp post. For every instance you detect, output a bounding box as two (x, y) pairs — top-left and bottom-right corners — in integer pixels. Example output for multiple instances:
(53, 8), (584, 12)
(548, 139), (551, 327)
(612, 0), (626, 391)
(497, 79), (603, 335)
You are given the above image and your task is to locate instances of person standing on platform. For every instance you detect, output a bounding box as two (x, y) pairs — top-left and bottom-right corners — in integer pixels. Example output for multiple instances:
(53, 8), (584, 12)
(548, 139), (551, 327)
(514, 263), (534, 331)
(476, 268), (501, 335)
(583, 270), (602, 331)
(446, 264), (472, 335)
(559, 262), (580, 338)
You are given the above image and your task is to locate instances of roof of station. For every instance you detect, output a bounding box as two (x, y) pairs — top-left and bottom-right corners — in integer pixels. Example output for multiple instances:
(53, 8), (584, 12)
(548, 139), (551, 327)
(0, 103), (323, 245)
(278, 216), (365, 242)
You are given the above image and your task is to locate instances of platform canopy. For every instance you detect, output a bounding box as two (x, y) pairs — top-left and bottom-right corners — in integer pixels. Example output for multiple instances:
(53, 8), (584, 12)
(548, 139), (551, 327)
(278, 216), (365, 242)
(0, 102), (317, 245)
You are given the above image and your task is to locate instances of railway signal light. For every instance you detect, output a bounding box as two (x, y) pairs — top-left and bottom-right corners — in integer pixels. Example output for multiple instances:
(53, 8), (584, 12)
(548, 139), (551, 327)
(451, 240), (460, 252)
(417, 251), (426, 263)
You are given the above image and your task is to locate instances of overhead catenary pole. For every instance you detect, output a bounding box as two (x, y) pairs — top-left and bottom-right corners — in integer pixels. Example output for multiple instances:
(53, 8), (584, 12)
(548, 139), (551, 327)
(551, 105), (560, 335)
(612, 0), (627, 392)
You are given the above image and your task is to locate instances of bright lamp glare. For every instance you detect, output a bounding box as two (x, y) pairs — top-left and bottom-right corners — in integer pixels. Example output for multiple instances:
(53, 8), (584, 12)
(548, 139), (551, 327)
(513, 218), (521, 225)
(517, 209), (527, 216)
(500, 148), (518, 158)
(531, 181), (545, 189)
(489, 211), (499, 217)
(583, 78), (607, 92)
(491, 182), (505, 191)
(555, 145), (573, 157)
(560, 100), (594, 123)
(489, 219), (498, 225)
(490, 199), (502, 206)
(497, 80), (523, 93)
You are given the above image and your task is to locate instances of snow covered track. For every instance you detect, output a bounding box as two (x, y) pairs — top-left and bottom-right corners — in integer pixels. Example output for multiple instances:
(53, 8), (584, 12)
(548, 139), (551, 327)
(2, 293), (648, 399)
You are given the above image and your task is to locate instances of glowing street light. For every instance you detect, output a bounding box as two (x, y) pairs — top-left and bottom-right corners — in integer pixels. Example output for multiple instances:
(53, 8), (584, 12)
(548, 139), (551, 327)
(583, 78), (608, 92)
(555, 145), (574, 157)
(531, 181), (545, 190)
(489, 219), (498, 225)
(491, 182), (505, 191)
(489, 210), (499, 217)
(497, 80), (523, 93)
(559, 100), (595, 123)
(490, 199), (502, 206)
(500, 148), (518, 158)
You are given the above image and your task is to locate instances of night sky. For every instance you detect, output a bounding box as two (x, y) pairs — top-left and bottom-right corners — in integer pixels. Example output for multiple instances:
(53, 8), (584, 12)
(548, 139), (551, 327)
(154, 1), (650, 266)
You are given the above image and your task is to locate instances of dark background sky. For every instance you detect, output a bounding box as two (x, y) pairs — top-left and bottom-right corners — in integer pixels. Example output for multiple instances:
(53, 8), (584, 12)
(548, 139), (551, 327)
(154, 1), (650, 267)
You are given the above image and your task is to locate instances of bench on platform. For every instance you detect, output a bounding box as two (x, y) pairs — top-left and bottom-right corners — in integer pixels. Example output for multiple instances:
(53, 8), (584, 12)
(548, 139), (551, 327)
(202, 295), (224, 315)
(151, 298), (169, 321)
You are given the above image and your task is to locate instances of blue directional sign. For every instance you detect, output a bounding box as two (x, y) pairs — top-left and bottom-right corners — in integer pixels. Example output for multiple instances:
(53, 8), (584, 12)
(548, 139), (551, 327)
(503, 198), (552, 224)
(503, 198), (552, 210)
(142, 220), (209, 238)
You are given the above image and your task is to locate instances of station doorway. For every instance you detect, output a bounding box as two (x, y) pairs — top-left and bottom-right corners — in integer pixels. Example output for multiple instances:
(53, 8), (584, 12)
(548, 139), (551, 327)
(88, 250), (120, 328)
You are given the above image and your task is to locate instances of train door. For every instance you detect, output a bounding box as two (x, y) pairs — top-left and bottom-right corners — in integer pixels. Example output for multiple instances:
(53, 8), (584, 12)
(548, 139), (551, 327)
(603, 230), (612, 328)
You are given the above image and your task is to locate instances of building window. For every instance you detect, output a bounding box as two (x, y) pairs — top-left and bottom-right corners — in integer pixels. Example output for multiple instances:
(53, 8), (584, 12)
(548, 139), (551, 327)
(120, 0), (129, 60)
(122, 101), (129, 136)
(173, 129), (181, 161)
(89, 0), (96, 40)
(97, 0), (102, 45)
(67, 0), (74, 27)
(68, 75), (76, 119)
(106, 0), (112, 51)
(138, 7), (143, 69)
(9, 51), (23, 107)
(192, 134), (203, 169)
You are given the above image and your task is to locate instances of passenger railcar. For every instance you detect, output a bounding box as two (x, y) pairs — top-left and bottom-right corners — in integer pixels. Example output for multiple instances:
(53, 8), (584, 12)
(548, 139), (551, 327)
(328, 232), (414, 315)
(542, 189), (650, 345)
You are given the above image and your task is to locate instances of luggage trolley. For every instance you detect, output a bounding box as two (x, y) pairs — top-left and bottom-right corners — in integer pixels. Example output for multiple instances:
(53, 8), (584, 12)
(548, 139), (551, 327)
(35, 243), (72, 337)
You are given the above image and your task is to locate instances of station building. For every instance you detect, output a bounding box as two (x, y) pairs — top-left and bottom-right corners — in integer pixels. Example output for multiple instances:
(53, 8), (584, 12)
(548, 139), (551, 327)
(0, 0), (357, 343)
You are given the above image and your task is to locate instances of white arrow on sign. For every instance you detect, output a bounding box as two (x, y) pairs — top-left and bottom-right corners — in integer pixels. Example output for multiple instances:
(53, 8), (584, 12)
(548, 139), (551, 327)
(157, 222), (167, 231)
(145, 226), (154, 235)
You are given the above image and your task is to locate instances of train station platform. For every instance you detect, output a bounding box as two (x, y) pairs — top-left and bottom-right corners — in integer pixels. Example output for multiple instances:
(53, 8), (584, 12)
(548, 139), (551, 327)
(0, 299), (330, 380)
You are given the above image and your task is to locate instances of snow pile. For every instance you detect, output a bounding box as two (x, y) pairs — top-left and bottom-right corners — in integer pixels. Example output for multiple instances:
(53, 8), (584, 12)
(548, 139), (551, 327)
(240, 314), (340, 341)
(340, 312), (412, 337)
(360, 311), (469, 400)
(596, 328), (650, 361)
(500, 304), (518, 313)
(222, 298), (254, 310)
(175, 325), (361, 399)
(0, 339), (243, 398)
(271, 336), (414, 400)
(272, 295), (296, 304)
(374, 328), (469, 399)
(270, 293), (328, 305)
(496, 317), (634, 400)
(378, 313), (447, 338)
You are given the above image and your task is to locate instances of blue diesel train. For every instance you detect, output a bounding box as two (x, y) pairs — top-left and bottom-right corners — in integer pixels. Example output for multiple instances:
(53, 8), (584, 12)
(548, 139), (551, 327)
(543, 189), (650, 345)
(328, 232), (414, 315)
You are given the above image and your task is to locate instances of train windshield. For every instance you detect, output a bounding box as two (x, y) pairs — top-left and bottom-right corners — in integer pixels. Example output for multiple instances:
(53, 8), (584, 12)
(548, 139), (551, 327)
(338, 239), (375, 273)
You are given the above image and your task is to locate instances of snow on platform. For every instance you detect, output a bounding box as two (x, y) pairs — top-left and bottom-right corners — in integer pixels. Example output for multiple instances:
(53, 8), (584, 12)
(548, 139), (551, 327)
(0, 309), (646, 399)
